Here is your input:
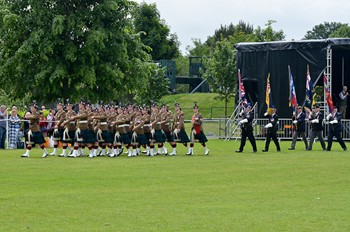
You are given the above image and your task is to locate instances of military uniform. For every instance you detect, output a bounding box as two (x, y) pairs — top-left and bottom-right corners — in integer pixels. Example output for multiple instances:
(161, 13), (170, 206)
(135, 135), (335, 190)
(235, 106), (257, 153)
(21, 102), (49, 158)
(289, 106), (308, 150)
(189, 103), (209, 155)
(262, 109), (281, 152)
(308, 105), (326, 150)
(326, 108), (347, 151)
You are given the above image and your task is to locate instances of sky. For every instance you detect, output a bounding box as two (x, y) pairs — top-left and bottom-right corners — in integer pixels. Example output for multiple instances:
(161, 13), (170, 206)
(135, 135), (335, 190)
(134, 0), (350, 53)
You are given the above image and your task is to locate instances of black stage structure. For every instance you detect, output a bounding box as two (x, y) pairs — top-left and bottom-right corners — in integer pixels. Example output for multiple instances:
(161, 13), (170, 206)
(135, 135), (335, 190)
(235, 38), (350, 118)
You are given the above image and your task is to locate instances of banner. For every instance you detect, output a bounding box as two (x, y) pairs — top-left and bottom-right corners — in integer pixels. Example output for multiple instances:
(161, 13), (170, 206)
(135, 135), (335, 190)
(265, 73), (275, 113)
(324, 74), (334, 112)
(288, 66), (298, 112)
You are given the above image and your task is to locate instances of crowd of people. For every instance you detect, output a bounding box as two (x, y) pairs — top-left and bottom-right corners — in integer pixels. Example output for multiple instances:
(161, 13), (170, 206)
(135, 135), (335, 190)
(19, 100), (209, 158)
(236, 104), (347, 153)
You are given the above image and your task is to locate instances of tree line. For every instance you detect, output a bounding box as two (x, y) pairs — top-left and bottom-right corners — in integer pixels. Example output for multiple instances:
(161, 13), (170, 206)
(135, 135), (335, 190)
(0, 1), (349, 109)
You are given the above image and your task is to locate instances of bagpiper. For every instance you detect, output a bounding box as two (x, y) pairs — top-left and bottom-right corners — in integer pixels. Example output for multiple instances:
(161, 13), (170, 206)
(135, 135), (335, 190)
(189, 102), (209, 155)
(160, 104), (176, 155)
(60, 99), (76, 157)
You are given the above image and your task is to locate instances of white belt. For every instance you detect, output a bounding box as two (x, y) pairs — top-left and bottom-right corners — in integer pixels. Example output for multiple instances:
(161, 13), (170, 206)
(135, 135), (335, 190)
(144, 124), (151, 127)
(176, 122), (180, 124)
(165, 123), (170, 125)
(124, 124), (130, 127)
(80, 120), (88, 123)
(70, 122), (75, 124)
(118, 125), (124, 128)
(100, 122), (107, 125)
(156, 122), (161, 124)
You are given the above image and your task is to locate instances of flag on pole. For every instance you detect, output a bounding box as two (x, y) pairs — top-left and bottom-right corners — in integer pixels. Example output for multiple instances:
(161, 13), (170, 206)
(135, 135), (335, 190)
(324, 73), (334, 112)
(265, 73), (275, 113)
(238, 69), (247, 106)
(288, 66), (298, 112)
(304, 65), (315, 110)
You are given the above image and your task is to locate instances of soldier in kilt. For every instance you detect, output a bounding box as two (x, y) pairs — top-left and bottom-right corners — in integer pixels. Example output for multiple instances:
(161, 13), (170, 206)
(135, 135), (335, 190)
(60, 100), (76, 157)
(68, 101), (94, 158)
(189, 103), (209, 155)
(173, 102), (191, 155)
(142, 106), (152, 155)
(21, 102), (49, 158)
(87, 103), (98, 157)
(150, 103), (166, 156)
(160, 104), (176, 155)
(106, 105), (117, 156)
(92, 104), (111, 157)
(131, 107), (148, 156)
(113, 106), (132, 157)
(50, 99), (66, 156)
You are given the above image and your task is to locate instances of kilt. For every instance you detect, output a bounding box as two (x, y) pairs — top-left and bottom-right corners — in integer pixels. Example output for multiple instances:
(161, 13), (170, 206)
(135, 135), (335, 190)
(144, 132), (152, 145)
(62, 131), (75, 143)
(164, 131), (174, 142)
(175, 129), (190, 143)
(27, 131), (45, 145)
(97, 130), (112, 143)
(127, 131), (132, 140)
(80, 129), (95, 144)
(192, 130), (208, 143)
(153, 129), (165, 143)
(115, 132), (131, 145)
(137, 134), (148, 145)
(53, 129), (64, 141)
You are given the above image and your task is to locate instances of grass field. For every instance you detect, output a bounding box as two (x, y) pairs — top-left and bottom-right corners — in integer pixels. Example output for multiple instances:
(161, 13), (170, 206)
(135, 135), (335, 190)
(1, 140), (350, 231)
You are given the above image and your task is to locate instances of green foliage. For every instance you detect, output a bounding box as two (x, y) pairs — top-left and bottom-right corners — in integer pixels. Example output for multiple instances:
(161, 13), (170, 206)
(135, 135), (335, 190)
(0, 0), (150, 103)
(202, 39), (236, 117)
(133, 63), (170, 105)
(1, 140), (350, 231)
(254, 20), (285, 42)
(330, 24), (350, 38)
(303, 22), (348, 39)
(133, 2), (180, 60)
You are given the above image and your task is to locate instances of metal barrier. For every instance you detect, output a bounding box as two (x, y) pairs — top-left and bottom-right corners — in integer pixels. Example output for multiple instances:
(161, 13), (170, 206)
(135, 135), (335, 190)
(225, 118), (350, 141)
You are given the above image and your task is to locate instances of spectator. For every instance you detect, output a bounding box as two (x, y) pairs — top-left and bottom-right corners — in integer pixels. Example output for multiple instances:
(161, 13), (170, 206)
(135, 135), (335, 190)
(0, 105), (8, 149)
(8, 106), (21, 149)
(338, 86), (348, 119)
(39, 111), (48, 137)
(46, 108), (56, 137)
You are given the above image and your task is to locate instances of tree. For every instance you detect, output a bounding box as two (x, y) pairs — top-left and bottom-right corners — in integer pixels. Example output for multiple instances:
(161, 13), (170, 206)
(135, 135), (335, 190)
(330, 24), (350, 38)
(303, 22), (347, 39)
(0, 0), (150, 103)
(133, 63), (170, 105)
(202, 39), (236, 118)
(133, 2), (180, 60)
(254, 20), (285, 42)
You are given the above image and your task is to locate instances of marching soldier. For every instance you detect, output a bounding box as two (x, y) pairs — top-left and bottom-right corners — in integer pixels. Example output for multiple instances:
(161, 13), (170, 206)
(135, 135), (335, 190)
(307, 104), (326, 151)
(262, 107), (281, 152)
(150, 102), (166, 156)
(326, 106), (347, 151)
(189, 103), (209, 155)
(60, 100), (76, 157)
(113, 106), (132, 156)
(132, 107), (148, 156)
(288, 106), (308, 150)
(235, 104), (257, 153)
(173, 102), (191, 154)
(160, 104), (176, 155)
(107, 105), (117, 157)
(21, 101), (49, 158)
(68, 101), (94, 158)
(50, 99), (66, 156)
(142, 106), (152, 155)
(92, 104), (111, 157)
